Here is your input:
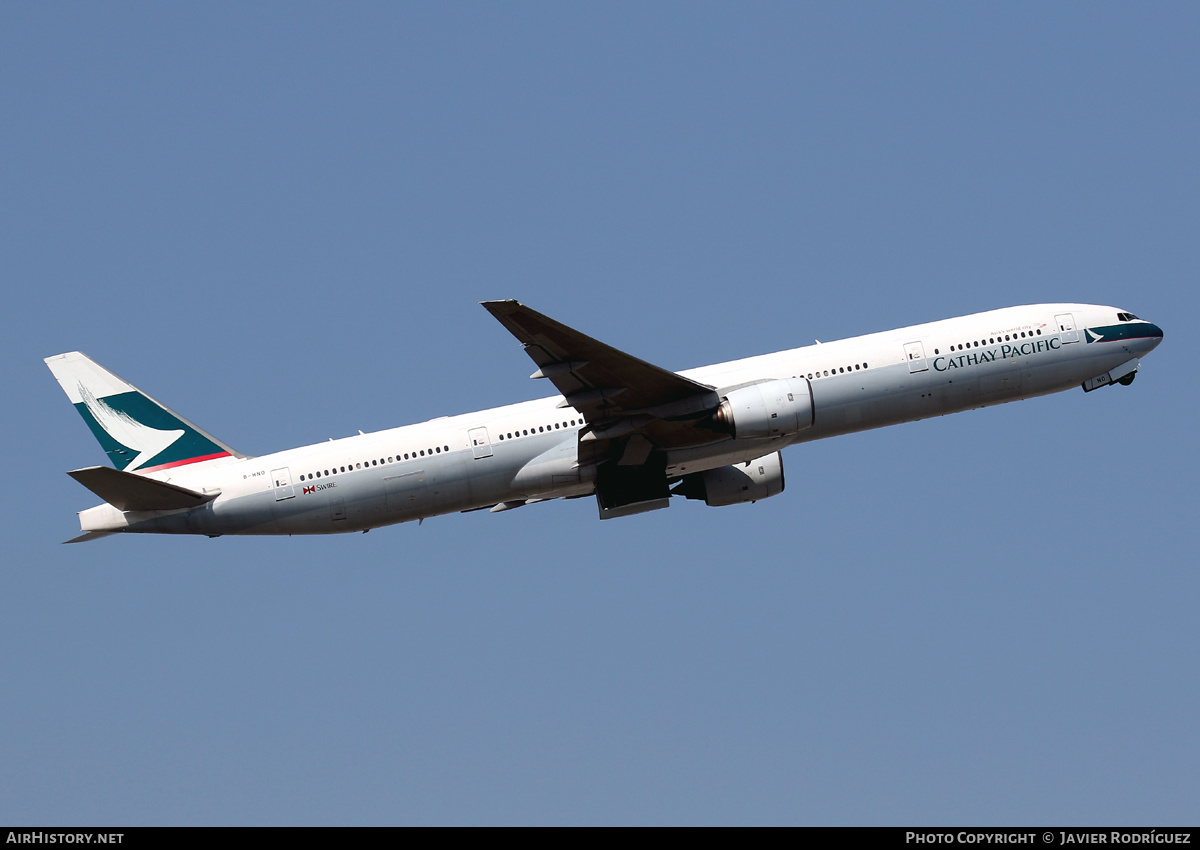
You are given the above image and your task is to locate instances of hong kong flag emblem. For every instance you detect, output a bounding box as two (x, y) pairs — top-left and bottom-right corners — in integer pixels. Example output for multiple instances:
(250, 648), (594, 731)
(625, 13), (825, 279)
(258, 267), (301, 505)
(303, 486), (316, 495)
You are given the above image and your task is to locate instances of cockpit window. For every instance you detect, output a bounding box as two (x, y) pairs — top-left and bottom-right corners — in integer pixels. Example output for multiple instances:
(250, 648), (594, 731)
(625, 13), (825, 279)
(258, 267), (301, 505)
(1117, 312), (1140, 322)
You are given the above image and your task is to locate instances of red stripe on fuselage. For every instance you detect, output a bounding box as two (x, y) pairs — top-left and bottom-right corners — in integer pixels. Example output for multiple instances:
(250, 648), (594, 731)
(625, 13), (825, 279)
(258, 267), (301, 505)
(138, 451), (231, 473)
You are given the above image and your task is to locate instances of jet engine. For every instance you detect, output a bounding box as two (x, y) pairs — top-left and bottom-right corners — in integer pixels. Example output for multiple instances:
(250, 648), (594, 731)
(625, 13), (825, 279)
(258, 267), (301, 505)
(712, 377), (813, 439)
(672, 452), (785, 507)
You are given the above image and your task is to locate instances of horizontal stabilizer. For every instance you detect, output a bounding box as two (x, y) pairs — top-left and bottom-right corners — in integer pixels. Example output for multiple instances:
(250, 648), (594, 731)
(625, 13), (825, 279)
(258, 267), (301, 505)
(67, 466), (217, 512)
(64, 531), (116, 544)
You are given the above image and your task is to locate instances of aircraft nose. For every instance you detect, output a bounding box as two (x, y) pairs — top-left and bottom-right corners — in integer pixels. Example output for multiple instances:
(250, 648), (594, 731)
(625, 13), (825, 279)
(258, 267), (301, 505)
(1145, 322), (1164, 349)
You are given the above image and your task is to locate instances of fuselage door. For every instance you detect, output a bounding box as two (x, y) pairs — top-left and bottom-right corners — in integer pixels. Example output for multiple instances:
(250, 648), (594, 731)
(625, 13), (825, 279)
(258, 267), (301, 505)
(904, 341), (928, 373)
(468, 426), (493, 459)
(271, 467), (295, 501)
(1056, 313), (1080, 344)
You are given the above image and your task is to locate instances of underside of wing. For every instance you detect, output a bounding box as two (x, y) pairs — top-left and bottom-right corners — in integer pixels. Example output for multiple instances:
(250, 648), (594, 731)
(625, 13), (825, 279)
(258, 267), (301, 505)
(481, 300), (722, 441)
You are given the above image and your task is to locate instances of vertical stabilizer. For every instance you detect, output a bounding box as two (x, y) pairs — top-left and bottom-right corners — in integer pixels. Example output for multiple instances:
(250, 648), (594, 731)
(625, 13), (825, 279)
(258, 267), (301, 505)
(44, 352), (246, 473)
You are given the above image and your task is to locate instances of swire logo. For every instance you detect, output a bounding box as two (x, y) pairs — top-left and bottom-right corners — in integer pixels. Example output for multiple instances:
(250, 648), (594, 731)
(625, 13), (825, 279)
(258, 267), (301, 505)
(303, 486), (316, 495)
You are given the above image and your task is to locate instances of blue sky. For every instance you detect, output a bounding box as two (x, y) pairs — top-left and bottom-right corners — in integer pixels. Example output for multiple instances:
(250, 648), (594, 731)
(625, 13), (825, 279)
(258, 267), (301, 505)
(2, 3), (1197, 825)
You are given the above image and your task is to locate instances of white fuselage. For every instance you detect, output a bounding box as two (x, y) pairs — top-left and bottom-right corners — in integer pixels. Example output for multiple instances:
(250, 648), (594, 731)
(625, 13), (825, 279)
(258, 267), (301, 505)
(77, 303), (1162, 536)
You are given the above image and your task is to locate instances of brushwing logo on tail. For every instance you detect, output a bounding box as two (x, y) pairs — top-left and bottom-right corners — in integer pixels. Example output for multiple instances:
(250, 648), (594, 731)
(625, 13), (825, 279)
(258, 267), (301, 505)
(77, 383), (184, 472)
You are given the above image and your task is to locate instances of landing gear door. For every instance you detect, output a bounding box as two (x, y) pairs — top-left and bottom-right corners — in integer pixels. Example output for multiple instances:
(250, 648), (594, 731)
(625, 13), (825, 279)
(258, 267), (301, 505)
(904, 341), (928, 373)
(468, 426), (493, 459)
(1056, 313), (1080, 344)
(271, 467), (295, 501)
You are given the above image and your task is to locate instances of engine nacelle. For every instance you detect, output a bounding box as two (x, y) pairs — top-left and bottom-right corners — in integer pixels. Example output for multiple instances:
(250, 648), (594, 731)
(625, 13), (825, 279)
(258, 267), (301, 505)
(713, 377), (813, 439)
(672, 452), (785, 507)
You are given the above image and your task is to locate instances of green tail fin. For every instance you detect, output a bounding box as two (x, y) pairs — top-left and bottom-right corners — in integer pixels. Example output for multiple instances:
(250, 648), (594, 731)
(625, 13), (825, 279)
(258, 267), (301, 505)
(45, 352), (246, 473)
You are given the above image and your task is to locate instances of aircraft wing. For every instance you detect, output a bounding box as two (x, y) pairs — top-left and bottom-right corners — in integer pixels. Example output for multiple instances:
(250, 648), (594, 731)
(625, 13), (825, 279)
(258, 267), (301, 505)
(481, 300), (720, 427)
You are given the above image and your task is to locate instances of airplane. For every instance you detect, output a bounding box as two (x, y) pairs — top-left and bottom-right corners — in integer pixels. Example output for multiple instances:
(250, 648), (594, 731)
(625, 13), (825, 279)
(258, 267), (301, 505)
(45, 301), (1163, 542)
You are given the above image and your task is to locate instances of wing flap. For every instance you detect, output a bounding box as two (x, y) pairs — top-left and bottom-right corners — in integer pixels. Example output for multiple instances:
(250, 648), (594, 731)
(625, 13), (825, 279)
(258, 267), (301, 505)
(67, 466), (217, 512)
